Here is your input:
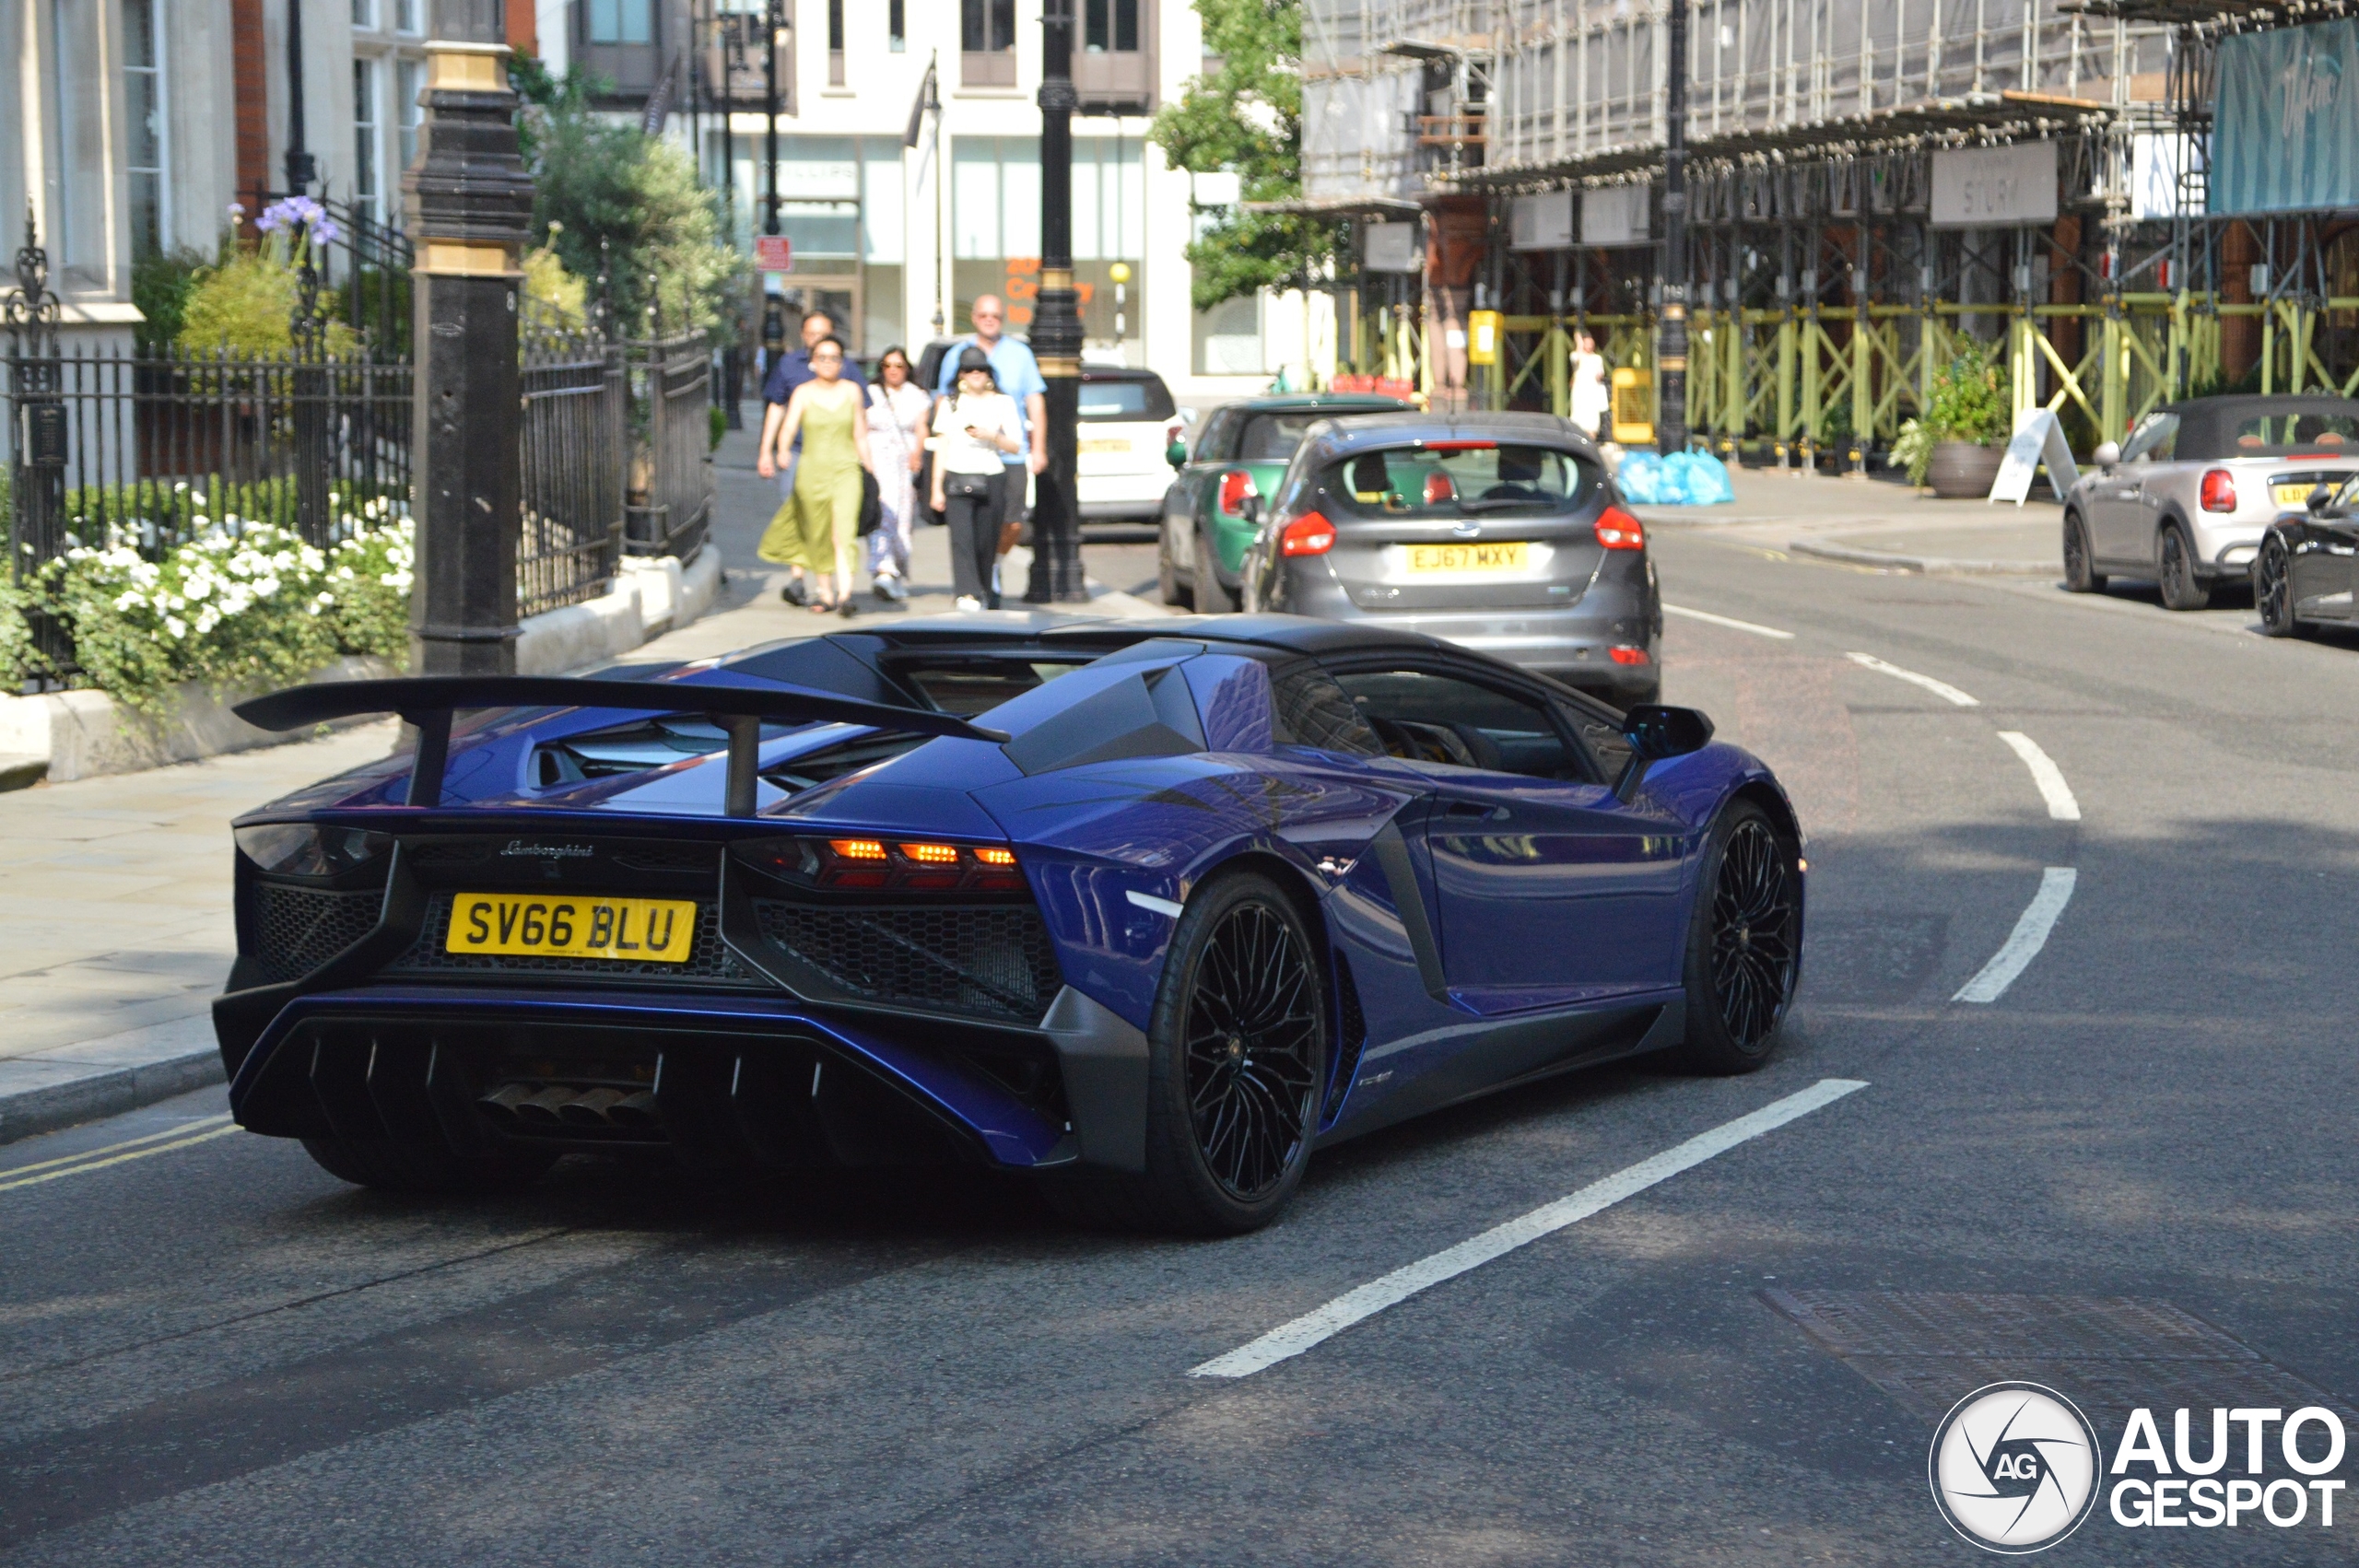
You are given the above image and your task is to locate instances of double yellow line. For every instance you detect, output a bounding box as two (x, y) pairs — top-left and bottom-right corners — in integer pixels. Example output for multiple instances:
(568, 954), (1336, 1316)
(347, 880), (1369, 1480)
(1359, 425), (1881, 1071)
(0, 1115), (241, 1195)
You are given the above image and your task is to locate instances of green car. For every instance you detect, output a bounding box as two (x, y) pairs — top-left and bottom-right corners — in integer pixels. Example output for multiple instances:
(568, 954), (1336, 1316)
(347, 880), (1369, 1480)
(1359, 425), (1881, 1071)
(1157, 393), (1411, 610)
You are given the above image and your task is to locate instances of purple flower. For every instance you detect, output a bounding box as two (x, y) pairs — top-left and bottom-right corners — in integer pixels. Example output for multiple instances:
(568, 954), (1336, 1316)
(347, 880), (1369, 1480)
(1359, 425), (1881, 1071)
(311, 219), (341, 245)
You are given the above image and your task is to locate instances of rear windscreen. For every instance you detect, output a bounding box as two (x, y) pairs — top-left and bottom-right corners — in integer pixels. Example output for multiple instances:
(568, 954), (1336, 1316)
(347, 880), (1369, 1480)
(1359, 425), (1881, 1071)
(1236, 413), (1327, 461)
(1079, 378), (1177, 422)
(1319, 444), (1600, 519)
(893, 657), (1092, 715)
(2231, 412), (2359, 453)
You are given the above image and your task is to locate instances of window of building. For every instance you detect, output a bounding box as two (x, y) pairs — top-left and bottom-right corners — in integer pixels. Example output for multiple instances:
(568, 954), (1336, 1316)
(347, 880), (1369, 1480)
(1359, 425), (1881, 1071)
(1084, 0), (1139, 53)
(123, 0), (166, 259)
(395, 0), (421, 31)
(351, 0), (376, 26)
(589, 0), (654, 44)
(889, 0), (905, 51)
(961, 0), (1016, 85)
(396, 58), (425, 181)
(353, 58), (381, 224)
(827, 0), (845, 84)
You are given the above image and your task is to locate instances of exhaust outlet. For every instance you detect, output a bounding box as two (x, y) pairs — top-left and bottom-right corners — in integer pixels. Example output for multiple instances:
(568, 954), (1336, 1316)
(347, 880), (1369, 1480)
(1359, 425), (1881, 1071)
(608, 1090), (660, 1129)
(513, 1085), (577, 1125)
(557, 1087), (628, 1126)
(477, 1082), (536, 1124)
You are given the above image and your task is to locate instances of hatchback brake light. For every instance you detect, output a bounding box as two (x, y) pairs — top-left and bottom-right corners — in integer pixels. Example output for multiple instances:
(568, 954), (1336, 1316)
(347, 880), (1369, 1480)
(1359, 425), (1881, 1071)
(1423, 472), (1456, 505)
(2200, 469), (2237, 512)
(1217, 469), (1257, 515)
(1280, 511), (1336, 556)
(1594, 505), (1647, 550)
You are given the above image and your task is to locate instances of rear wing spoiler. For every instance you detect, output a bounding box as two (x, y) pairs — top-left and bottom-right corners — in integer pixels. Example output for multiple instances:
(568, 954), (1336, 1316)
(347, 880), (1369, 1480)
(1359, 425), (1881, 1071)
(233, 675), (1011, 814)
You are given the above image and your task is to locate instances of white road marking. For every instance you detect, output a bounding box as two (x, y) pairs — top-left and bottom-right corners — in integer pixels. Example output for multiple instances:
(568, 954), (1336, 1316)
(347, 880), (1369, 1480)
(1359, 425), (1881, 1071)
(1188, 1078), (1871, 1379)
(1996, 731), (2082, 821)
(1954, 868), (2079, 1004)
(1843, 651), (1981, 707)
(0, 1123), (241, 1195)
(1663, 603), (1796, 639)
(1126, 890), (1186, 918)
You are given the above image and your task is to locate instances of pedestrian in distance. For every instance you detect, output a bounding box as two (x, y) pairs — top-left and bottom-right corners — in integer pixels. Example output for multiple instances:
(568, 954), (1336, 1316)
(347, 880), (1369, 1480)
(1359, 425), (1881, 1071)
(758, 336), (874, 617)
(865, 346), (930, 604)
(933, 295), (1048, 550)
(757, 307), (869, 605)
(1570, 332), (1611, 441)
(931, 347), (1025, 611)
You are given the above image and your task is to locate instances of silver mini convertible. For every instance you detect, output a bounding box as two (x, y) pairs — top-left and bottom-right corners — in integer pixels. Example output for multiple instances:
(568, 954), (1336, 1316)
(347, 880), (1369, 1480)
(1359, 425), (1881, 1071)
(2062, 394), (2359, 609)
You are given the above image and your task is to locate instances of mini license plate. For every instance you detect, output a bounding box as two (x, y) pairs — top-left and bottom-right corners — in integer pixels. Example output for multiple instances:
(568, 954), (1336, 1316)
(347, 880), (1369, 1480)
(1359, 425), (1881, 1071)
(1406, 542), (1530, 573)
(1079, 438), (1132, 455)
(447, 894), (697, 963)
(2273, 481), (2341, 506)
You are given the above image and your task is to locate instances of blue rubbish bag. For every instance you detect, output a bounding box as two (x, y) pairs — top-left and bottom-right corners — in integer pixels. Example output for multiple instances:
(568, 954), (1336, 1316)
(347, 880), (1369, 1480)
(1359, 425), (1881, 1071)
(1615, 451), (1664, 505)
(1662, 450), (1736, 505)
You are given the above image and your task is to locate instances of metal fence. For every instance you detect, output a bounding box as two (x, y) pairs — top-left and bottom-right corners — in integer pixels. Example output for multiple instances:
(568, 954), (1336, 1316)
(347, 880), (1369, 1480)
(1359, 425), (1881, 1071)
(519, 331), (628, 617)
(625, 329), (713, 561)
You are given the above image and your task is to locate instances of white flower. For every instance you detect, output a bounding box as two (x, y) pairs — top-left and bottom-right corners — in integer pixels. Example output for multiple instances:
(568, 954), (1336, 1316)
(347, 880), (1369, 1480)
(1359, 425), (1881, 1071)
(163, 615), (186, 640)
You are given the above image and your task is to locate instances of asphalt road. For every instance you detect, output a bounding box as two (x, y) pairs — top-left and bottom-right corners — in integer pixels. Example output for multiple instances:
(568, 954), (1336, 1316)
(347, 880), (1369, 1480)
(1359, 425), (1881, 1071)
(6, 530), (2359, 1565)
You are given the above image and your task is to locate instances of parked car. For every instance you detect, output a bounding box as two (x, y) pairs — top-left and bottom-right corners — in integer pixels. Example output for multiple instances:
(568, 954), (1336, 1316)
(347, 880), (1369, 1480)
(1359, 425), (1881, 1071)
(1238, 411), (1663, 708)
(2062, 394), (2359, 609)
(1158, 392), (1412, 611)
(2255, 473), (2359, 636)
(220, 616), (1800, 1234)
(1076, 364), (1181, 527)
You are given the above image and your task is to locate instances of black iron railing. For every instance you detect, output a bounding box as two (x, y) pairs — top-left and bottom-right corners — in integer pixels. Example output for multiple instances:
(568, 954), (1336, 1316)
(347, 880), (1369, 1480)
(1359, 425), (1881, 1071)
(520, 329), (628, 617)
(624, 328), (714, 561)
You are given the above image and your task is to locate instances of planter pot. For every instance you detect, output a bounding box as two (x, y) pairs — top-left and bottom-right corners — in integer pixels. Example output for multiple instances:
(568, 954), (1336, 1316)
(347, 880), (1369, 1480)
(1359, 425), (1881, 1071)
(1927, 439), (2006, 498)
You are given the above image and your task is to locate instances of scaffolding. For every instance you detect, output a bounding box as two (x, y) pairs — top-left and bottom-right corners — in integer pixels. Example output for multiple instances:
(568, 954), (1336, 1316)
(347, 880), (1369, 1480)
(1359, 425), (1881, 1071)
(1298, 0), (2359, 457)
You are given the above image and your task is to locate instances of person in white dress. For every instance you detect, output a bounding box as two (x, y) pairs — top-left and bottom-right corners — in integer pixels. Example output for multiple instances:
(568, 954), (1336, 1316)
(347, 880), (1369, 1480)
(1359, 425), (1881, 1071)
(864, 346), (930, 603)
(1569, 332), (1611, 441)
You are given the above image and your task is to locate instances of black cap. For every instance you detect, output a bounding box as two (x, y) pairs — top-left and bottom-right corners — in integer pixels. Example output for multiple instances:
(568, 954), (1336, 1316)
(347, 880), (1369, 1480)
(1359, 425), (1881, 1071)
(956, 345), (993, 376)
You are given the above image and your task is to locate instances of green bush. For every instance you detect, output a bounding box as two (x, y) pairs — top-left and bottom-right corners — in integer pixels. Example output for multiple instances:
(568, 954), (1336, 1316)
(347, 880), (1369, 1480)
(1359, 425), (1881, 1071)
(132, 247), (213, 354)
(710, 405), (727, 451)
(1923, 339), (2012, 446)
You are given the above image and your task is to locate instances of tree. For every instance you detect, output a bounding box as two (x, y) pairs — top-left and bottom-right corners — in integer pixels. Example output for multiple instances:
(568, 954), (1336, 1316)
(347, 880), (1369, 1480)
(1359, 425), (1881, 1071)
(1150, 0), (1342, 310)
(511, 61), (747, 340)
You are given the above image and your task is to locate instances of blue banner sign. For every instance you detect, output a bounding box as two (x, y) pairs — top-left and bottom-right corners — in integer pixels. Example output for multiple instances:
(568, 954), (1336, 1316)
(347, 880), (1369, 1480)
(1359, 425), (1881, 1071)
(2212, 18), (2359, 216)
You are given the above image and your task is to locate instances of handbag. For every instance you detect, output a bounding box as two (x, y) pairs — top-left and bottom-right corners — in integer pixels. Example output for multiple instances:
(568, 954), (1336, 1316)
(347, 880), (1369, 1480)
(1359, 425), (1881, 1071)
(857, 469), (882, 535)
(944, 471), (995, 500)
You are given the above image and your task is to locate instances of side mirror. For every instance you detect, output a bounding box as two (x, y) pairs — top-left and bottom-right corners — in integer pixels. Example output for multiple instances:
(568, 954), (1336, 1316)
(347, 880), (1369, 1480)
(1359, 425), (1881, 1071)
(2307, 484), (2338, 515)
(1238, 494), (1263, 525)
(1614, 704), (1715, 802)
(2092, 441), (2121, 470)
(1167, 440), (1188, 468)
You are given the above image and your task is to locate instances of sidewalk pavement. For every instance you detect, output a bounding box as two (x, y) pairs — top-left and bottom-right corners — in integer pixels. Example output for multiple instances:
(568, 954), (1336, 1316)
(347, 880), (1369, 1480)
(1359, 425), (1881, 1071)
(0, 423), (1174, 1146)
(1637, 464), (2063, 575)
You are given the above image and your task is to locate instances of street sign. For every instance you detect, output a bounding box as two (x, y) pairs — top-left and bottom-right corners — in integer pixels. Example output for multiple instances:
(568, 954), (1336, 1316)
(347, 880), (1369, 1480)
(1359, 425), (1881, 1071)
(1989, 408), (2080, 506)
(755, 235), (793, 274)
(1467, 310), (1501, 365)
(1930, 142), (2058, 228)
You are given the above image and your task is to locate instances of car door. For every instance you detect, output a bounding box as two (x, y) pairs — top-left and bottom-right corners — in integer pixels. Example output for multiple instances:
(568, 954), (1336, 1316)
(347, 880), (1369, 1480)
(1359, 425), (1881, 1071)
(1167, 407), (1237, 578)
(2092, 412), (2177, 563)
(2290, 478), (2359, 618)
(1324, 660), (1687, 1022)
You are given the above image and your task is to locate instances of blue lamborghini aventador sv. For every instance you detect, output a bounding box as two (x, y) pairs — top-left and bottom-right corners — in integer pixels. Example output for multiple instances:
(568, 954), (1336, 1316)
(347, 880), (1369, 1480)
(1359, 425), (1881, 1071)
(219, 614), (1805, 1234)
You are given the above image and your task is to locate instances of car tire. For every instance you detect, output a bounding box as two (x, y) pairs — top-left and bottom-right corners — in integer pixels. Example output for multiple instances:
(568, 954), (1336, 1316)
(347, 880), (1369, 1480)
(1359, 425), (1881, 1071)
(2062, 511), (2106, 593)
(1042, 871), (1325, 1235)
(300, 1136), (556, 1196)
(2254, 533), (2306, 638)
(1669, 800), (1800, 1076)
(1195, 527), (1242, 613)
(2157, 523), (2211, 611)
(1157, 524), (1193, 609)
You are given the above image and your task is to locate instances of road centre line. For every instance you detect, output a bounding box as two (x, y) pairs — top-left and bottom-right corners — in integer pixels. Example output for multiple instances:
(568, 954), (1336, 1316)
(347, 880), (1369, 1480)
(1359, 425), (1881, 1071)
(0, 1122), (241, 1195)
(1661, 603), (1796, 640)
(1189, 1078), (1870, 1379)
(1954, 869), (2079, 1004)
(1997, 731), (2082, 821)
(1843, 651), (1980, 707)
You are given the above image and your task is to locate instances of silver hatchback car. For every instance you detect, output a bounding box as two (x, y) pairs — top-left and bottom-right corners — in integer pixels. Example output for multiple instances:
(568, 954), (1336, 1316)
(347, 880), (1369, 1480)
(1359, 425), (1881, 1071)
(2063, 394), (2359, 609)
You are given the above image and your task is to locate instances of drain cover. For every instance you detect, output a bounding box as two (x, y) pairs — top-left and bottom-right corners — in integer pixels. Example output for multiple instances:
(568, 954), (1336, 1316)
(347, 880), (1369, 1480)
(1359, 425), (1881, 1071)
(1764, 1290), (2353, 1427)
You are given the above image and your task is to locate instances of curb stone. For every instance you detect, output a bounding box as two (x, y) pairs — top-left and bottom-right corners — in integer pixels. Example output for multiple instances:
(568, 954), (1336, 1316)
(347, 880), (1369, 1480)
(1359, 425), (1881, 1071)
(0, 1015), (228, 1148)
(1788, 537), (2060, 577)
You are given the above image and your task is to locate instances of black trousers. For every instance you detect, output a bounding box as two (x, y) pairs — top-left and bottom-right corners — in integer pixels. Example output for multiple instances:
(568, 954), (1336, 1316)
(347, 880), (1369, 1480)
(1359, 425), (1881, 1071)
(944, 469), (1006, 606)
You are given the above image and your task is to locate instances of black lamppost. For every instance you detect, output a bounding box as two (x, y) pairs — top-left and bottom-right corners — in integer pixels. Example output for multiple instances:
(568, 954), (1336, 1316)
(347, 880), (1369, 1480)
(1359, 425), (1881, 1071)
(403, 0), (534, 675)
(1027, 0), (1087, 603)
(1655, 0), (1690, 455)
(760, 0), (786, 380)
(284, 0), (316, 193)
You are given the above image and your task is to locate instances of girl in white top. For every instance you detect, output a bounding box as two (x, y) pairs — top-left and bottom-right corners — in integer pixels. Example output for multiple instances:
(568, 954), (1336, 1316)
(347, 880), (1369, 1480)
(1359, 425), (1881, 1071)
(929, 351), (1025, 608)
(863, 346), (932, 603)
(1569, 332), (1611, 440)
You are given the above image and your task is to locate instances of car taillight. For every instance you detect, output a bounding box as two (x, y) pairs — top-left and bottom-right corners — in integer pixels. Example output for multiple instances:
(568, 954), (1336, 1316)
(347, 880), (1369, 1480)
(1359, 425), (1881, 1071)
(1423, 472), (1456, 506)
(1217, 469), (1257, 515)
(1609, 645), (1651, 665)
(1594, 505), (1646, 550)
(734, 837), (1025, 893)
(1280, 511), (1336, 556)
(2200, 469), (2237, 512)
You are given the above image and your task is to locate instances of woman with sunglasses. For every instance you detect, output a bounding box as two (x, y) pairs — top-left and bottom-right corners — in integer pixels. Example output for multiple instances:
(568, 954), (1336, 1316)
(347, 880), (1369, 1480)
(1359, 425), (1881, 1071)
(864, 346), (930, 603)
(930, 346), (1023, 610)
(757, 336), (873, 615)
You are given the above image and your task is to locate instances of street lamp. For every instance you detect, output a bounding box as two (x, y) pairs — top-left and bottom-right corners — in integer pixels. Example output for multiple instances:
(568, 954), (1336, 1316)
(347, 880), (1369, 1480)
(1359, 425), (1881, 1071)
(1027, 0), (1087, 603)
(760, 0), (786, 380)
(1656, 0), (1690, 455)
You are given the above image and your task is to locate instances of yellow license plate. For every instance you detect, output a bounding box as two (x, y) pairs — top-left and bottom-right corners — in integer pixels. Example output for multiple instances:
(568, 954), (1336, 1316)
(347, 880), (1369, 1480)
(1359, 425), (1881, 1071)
(2274, 482), (2336, 505)
(1406, 542), (1530, 573)
(447, 894), (697, 963)
(1079, 438), (1131, 454)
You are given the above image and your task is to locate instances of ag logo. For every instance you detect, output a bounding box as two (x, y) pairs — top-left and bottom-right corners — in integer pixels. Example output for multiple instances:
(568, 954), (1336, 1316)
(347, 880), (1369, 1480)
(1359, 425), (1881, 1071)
(1930, 1382), (2101, 1553)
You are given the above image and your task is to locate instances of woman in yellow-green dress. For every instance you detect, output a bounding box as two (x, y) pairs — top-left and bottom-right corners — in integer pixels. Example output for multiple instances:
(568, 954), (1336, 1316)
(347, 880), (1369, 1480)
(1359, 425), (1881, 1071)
(756, 336), (874, 615)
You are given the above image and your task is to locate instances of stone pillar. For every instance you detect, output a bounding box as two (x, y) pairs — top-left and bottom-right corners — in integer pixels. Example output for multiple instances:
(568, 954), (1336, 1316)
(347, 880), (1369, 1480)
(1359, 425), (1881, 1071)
(402, 1), (534, 675)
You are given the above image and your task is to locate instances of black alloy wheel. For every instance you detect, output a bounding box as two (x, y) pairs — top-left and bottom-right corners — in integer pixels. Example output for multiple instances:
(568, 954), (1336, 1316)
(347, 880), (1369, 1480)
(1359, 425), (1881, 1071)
(1673, 802), (1800, 1074)
(2062, 512), (2106, 593)
(1043, 872), (1325, 1234)
(2158, 524), (2212, 611)
(2255, 535), (2304, 638)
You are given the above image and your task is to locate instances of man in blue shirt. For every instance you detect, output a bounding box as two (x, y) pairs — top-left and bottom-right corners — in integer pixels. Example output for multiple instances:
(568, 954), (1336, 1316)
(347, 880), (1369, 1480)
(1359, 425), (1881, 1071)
(933, 295), (1047, 529)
